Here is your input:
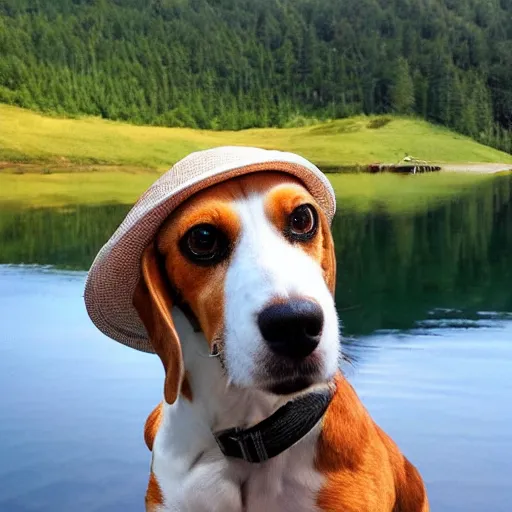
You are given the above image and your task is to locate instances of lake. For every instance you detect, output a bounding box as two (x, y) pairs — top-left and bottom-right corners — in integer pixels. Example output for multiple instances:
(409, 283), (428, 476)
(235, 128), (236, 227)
(1, 174), (511, 511)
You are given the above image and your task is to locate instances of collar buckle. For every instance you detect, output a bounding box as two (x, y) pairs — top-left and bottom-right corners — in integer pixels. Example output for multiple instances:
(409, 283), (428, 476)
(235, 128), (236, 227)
(216, 428), (268, 463)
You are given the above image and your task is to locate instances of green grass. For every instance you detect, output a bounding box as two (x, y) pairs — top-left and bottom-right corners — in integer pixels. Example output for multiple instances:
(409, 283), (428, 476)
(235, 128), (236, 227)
(0, 104), (509, 211)
(1, 104), (511, 170)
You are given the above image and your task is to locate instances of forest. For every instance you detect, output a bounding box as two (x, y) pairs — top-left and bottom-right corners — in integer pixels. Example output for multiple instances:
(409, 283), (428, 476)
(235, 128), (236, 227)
(1, 0), (511, 153)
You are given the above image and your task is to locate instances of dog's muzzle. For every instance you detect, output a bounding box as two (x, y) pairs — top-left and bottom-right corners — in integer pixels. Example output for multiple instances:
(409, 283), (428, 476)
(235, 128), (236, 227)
(258, 298), (324, 359)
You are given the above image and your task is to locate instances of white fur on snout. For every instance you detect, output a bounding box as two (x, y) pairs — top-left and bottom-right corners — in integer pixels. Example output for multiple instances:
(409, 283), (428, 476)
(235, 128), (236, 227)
(224, 194), (340, 389)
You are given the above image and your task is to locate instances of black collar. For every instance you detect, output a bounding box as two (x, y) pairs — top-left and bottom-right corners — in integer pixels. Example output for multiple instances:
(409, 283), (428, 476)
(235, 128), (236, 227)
(213, 387), (333, 463)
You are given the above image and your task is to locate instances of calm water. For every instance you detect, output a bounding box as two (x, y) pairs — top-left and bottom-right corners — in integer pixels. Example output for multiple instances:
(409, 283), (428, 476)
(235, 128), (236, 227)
(1, 175), (511, 511)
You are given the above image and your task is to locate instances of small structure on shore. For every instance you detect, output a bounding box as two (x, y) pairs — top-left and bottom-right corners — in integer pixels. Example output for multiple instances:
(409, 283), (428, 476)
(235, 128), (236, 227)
(368, 156), (441, 174)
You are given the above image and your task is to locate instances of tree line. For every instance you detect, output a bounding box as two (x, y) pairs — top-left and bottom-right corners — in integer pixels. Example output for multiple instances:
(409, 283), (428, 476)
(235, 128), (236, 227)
(0, 0), (511, 153)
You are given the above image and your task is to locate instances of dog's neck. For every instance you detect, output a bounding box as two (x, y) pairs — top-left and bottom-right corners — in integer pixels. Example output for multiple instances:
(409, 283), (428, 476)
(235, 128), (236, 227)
(172, 308), (290, 433)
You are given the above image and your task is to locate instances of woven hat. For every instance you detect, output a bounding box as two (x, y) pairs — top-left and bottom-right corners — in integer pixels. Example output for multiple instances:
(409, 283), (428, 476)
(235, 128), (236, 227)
(84, 146), (336, 353)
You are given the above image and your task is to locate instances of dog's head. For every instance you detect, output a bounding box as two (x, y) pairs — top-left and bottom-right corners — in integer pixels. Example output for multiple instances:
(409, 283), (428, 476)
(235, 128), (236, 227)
(133, 172), (340, 403)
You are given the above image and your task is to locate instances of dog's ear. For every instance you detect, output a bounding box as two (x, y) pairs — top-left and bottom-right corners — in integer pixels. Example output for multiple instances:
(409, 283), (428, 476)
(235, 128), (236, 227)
(320, 214), (337, 295)
(133, 244), (184, 405)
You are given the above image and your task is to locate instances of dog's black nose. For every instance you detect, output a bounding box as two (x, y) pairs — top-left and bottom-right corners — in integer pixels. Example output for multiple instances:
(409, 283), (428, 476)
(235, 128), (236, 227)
(258, 299), (324, 359)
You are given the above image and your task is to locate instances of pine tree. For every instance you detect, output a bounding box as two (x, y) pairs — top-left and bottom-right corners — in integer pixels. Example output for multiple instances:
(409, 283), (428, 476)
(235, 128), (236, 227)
(450, 73), (464, 132)
(460, 76), (478, 137)
(413, 70), (428, 118)
(390, 58), (414, 114)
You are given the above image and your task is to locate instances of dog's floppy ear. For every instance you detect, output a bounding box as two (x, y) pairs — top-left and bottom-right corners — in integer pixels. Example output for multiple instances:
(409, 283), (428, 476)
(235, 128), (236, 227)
(320, 214), (337, 295)
(133, 244), (184, 405)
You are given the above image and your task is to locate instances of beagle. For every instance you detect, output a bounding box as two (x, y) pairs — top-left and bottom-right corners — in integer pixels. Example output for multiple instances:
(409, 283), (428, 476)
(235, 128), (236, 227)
(133, 172), (429, 511)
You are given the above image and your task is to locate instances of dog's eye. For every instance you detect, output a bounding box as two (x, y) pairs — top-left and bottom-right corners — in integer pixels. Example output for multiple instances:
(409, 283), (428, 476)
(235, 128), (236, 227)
(180, 224), (228, 265)
(288, 204), (317, 240)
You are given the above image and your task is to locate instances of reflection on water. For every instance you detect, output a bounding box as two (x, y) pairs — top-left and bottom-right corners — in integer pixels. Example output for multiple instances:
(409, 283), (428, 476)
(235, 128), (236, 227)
(0, 174), (512, 511)
(0, 203), (129, 270)
(333, 174), (512, 334)
(2, 174), (512, 335)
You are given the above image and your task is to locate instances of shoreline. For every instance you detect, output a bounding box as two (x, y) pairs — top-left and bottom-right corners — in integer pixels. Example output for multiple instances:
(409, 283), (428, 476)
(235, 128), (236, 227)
(1, 161), (511, 176)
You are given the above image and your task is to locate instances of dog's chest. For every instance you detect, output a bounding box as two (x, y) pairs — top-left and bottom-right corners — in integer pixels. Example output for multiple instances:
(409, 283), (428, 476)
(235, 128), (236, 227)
(238, 449), (324, 512)
(153, 421), (324, 512)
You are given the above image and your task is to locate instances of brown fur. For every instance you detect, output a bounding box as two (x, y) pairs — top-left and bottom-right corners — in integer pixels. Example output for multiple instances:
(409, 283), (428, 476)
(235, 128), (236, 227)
(181, 372), (194, 402)
(143, 405), (165, 510)
(133, 245), (184, 405)
(144, 402), (163, 451)
(133, 172), (428, 511)
(316, 374), (429, 511)
(146, 471), (164, 510)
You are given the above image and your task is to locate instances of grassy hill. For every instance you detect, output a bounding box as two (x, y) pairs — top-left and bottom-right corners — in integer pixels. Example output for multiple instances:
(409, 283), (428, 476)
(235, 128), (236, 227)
(1, 104), (509, 210)
(2, 105), (511, 170)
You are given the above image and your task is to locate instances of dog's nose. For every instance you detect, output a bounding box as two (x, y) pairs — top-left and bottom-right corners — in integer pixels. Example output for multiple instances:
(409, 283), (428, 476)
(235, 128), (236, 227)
(258, 299), (324, 359)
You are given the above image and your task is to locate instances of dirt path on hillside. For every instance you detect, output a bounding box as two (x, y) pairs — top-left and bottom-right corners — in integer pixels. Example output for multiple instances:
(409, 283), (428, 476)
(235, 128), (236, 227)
(441, 163), (512, 174)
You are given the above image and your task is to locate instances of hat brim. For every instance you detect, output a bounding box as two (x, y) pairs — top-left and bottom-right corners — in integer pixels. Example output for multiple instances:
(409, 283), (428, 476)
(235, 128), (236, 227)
(84, 158), (336, 353)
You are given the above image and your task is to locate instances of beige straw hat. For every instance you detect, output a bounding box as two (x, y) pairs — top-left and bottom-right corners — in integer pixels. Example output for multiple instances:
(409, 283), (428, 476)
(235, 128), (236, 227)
(84, 146), (336, 353)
